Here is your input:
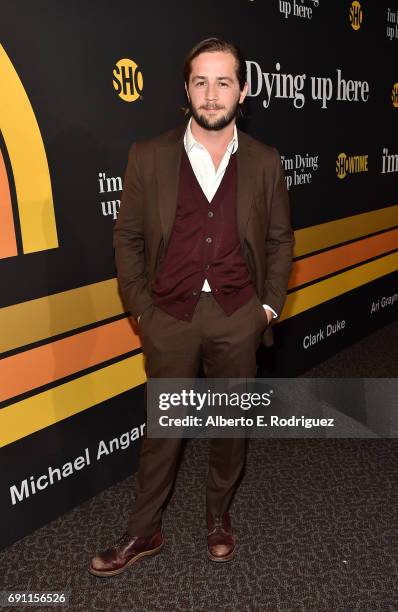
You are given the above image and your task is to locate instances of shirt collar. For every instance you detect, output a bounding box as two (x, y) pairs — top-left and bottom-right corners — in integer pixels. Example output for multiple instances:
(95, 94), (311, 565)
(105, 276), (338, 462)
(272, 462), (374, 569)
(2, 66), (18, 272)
(184, 117), (238, 154)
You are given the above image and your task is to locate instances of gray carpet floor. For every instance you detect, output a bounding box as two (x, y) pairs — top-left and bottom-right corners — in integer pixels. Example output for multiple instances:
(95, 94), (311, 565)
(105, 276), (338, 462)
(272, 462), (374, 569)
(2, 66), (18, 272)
(1, 321), (397, 612)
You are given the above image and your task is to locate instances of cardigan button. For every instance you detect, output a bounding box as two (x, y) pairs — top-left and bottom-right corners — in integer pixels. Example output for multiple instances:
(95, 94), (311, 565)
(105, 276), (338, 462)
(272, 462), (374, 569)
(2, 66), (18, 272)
(208, 211), (214, 218)
(205, 236), (212, 244)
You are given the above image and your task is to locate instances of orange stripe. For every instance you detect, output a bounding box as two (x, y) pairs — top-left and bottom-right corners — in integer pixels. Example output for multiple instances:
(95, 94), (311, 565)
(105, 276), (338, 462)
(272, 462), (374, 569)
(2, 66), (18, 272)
(0, 317), (141, 402)
(0, 148), (17, 258)
(289, 228), (398, 289)
(3, 228), (397, 402)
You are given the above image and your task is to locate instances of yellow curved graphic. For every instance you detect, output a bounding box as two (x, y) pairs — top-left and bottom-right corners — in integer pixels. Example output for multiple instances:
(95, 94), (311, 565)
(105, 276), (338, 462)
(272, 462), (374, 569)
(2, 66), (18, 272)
(0, 44), (58, 254)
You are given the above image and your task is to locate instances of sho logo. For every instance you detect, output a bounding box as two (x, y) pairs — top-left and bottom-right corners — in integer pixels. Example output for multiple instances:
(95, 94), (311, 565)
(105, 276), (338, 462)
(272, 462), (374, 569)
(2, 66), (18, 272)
(350, 1), (363, 31)
(392, 83), (398, 108)
(113, 58), (143, 102)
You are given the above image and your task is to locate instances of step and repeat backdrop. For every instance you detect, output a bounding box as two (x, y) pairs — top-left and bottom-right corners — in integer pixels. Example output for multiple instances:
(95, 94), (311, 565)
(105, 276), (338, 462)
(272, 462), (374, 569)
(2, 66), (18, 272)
(0, 1), (397, 548)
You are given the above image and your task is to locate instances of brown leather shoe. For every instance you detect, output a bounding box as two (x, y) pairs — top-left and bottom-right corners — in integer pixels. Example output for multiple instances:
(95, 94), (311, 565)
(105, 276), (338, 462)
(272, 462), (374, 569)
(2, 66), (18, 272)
(89, 531), (164, 577)
(207, 512), (236, 562)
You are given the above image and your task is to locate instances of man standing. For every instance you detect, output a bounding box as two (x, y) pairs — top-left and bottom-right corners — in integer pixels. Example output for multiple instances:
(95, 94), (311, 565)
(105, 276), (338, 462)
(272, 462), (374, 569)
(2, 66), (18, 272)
(90, 38), (293, 576)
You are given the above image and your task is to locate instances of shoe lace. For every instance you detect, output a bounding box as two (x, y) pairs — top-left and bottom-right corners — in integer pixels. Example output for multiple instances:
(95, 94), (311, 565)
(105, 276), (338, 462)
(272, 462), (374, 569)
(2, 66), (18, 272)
(208, 514), (227, 536)
(214, 516), (223, 527)
(113, 532), (136, 550)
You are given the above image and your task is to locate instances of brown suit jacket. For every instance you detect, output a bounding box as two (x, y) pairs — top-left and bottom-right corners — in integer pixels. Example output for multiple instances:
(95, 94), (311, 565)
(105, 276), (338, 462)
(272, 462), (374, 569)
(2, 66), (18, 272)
(113, 123), (294, 346)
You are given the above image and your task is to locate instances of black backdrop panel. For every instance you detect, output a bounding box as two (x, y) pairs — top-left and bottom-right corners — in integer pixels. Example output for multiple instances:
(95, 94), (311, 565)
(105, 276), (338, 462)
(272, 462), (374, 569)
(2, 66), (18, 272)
(0, 1), (396, 549)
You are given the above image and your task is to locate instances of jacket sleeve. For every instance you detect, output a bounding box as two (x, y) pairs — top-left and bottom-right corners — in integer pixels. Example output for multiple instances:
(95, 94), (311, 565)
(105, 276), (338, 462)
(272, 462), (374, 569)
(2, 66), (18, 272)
(261, 148), (295, 317)
(113, 143), (153, 319)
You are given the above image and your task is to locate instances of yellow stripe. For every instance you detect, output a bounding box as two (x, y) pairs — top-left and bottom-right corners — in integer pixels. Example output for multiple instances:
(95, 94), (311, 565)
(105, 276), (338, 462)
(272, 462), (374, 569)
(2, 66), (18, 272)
(294, 205), (398, 257)
(1, 206), (397, 353)
(0, 278), (123, 353)
(0, 44), (58, 253)
(0, 353), (146, 448)
(1, 254), (396, 447)
(280, 251), (398, 321)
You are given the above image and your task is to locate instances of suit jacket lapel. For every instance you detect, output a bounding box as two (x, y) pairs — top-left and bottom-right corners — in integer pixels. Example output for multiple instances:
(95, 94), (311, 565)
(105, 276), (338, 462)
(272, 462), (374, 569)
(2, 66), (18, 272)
(156, 127), (185, 246)
(237, 131), (257, 246)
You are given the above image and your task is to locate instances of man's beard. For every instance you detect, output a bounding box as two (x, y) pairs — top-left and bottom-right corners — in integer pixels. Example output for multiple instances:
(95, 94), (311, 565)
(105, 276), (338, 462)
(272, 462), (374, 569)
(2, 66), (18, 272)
(190, 99), (240, 131)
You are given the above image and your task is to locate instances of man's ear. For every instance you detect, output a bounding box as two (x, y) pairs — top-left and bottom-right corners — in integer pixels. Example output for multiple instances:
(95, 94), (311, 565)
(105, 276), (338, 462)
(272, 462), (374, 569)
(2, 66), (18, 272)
(184, 83), (190, 102)
(239, 81), (249, 105)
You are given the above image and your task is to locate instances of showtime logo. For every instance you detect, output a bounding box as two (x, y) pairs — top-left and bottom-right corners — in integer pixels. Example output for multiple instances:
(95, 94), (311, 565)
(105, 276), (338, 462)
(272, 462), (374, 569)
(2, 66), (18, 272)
(350, 1), (363, 31)
(336, 152), (368, 179)
(392, 83), (398, 108)
(113, 58), (143, 102)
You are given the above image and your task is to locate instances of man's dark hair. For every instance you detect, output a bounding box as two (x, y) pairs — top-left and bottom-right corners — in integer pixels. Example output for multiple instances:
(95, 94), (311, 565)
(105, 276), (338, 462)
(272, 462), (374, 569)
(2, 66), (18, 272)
(183, 37), (247, 91)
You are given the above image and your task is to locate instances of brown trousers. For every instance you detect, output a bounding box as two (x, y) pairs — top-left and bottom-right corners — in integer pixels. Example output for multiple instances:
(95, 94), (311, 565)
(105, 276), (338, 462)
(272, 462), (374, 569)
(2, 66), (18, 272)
(127, 292), (267, 536)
